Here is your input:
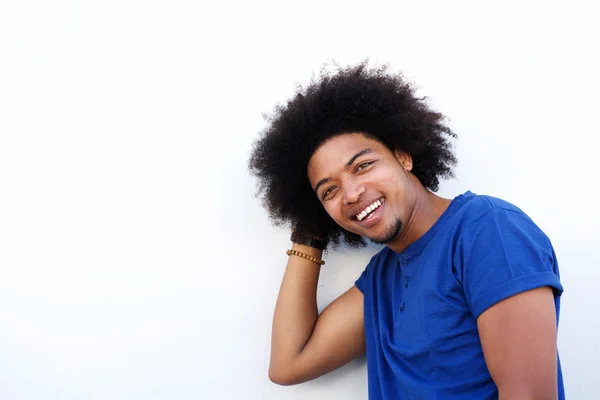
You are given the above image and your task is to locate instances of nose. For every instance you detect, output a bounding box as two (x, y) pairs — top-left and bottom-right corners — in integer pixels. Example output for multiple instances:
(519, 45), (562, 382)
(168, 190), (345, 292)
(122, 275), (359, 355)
(343, 181), (365, 205)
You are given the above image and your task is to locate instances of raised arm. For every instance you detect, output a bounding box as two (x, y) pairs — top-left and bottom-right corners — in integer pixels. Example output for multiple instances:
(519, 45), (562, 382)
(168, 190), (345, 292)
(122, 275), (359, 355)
(268, 243), (365, 385)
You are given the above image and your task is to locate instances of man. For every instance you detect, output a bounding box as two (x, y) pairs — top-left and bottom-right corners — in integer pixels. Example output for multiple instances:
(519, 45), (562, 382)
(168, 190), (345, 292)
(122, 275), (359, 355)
(249, 63), (564, 399)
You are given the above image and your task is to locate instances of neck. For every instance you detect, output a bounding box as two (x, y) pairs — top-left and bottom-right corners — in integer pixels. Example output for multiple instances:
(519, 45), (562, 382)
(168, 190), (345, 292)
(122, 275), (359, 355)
(387, 185), (452, 254)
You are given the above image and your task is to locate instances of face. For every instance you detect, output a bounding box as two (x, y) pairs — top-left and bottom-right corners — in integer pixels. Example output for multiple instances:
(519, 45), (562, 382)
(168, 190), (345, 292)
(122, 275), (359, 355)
(307, 133), (416, 245)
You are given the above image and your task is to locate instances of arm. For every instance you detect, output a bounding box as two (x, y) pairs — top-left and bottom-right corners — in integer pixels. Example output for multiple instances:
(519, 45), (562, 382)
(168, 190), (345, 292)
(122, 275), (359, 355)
(478, 287), (558, 400)
(457, 207), (563, 398)
(268, 243), (365, 385)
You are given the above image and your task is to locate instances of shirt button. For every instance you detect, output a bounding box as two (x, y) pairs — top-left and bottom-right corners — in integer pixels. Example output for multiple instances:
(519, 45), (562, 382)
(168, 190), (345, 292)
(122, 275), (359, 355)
(402, 260), (408, 267)
(405, 277), (409, 288)
(399, 303), (405, 312)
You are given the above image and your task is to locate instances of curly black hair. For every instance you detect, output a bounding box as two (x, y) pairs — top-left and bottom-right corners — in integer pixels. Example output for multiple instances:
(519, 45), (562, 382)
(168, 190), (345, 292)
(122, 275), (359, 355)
(249, 62), (457, 248)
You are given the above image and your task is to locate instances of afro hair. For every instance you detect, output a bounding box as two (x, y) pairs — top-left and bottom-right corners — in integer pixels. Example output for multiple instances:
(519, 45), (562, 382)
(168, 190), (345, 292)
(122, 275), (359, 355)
(249, 62), (457, 247)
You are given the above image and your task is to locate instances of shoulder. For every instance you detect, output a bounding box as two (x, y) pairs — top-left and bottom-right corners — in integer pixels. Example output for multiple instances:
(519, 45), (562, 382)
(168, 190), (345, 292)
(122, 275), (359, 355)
(451, 194), (562, 318)
(453, 192), (554, 266)
(355, 246), (395, 292)
(453, 191), (533, 228)
(449, 192), (552, 255)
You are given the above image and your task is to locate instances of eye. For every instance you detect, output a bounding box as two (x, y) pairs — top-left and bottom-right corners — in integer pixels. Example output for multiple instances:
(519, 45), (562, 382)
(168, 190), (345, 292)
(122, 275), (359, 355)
(356, 161), (373, 171)
(322, 186), (337, 201)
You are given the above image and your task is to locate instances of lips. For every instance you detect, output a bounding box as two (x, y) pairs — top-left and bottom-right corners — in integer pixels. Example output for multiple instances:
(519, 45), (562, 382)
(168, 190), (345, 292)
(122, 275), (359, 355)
(349, 197), (385, 228)
(356, 198), (384, 221)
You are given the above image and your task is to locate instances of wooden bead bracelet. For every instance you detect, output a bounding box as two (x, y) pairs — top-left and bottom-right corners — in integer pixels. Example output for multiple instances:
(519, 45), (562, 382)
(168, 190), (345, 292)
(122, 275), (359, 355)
(286, 249), (325, 265)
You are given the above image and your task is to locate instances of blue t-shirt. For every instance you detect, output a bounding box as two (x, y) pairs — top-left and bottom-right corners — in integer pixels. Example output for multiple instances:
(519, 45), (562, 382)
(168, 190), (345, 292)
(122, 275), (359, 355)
(355, 191), (564, 399)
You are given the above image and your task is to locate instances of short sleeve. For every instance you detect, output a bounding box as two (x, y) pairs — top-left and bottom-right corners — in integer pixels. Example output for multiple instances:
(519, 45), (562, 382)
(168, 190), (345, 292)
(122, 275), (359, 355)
(354, 246), (391, 295)
(355, 266), (368, 294)
(457, 208), (563, 319)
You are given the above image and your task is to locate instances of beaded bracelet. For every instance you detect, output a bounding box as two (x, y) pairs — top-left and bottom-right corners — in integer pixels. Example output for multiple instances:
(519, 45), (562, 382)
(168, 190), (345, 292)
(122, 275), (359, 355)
(286, 249), (325, 265)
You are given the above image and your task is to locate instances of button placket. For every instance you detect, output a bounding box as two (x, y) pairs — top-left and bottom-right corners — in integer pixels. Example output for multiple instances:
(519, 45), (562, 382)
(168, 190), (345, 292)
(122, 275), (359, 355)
(399, 259), (409, 313)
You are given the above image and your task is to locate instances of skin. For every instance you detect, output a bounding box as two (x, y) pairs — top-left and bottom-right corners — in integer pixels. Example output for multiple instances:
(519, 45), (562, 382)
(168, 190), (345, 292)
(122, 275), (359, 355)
(307, 133), (451, 253)
(269, 132), (558, 398)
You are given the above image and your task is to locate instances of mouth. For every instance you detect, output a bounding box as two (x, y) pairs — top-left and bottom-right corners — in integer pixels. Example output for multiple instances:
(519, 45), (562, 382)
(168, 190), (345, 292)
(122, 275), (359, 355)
(355, 197), (385, 226)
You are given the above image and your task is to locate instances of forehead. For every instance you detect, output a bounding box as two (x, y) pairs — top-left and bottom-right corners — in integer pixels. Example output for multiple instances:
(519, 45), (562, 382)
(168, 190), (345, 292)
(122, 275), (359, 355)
(307, 133), (388, 182)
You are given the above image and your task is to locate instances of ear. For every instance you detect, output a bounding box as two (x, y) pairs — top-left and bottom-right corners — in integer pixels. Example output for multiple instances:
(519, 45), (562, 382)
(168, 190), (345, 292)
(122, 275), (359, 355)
(394, 150), (413, 171)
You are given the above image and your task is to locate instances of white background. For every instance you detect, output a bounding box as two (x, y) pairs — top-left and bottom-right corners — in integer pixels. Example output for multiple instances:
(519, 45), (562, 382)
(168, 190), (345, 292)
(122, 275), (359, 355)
(1, 1), (599, 399)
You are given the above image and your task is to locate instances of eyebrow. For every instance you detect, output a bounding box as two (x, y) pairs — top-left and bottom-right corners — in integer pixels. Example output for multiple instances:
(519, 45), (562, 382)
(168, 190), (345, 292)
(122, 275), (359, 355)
(313, 148), (374, 194)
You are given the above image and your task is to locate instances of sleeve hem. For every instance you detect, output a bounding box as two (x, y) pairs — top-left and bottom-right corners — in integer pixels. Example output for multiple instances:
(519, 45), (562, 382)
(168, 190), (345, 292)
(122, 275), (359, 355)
(355, 278), (365, 294)
(470, 272), (563, 319)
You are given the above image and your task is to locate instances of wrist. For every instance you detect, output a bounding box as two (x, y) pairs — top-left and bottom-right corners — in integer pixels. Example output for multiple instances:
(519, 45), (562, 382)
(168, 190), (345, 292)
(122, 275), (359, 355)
(291, 242), (324, 258)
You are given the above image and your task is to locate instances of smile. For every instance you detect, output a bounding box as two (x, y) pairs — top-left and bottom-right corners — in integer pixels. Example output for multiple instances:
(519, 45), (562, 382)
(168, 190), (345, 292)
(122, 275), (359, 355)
(356, 198), (384, 221)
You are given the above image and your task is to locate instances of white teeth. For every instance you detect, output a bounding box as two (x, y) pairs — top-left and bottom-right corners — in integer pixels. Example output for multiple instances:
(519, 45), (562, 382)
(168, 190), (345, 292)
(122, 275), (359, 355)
(356, 198), (384, 221)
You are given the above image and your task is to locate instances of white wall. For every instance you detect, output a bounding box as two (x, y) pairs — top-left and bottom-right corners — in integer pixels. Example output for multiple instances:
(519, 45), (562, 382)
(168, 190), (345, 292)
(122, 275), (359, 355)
(1, 1), (598, 399)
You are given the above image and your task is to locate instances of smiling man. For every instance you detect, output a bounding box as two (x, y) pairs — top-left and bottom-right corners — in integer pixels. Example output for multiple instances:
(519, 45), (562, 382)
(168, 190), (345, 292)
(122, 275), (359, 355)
(249, 63), (564, 399)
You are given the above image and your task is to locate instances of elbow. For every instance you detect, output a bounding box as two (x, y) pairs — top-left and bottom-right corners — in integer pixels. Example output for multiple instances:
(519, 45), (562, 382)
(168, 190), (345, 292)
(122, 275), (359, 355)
(268, 367), (296, 386)
(268, 361), (305, 386)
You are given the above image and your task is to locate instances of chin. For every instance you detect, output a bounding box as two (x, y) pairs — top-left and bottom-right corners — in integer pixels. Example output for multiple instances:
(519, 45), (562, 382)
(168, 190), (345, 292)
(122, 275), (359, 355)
(368, 220), (403, 245)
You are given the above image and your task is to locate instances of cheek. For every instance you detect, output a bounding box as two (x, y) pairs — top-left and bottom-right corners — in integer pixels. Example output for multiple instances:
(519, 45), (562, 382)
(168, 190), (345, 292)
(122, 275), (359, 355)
(323, 200), (345, 223)
(381, 168), (408, 196)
